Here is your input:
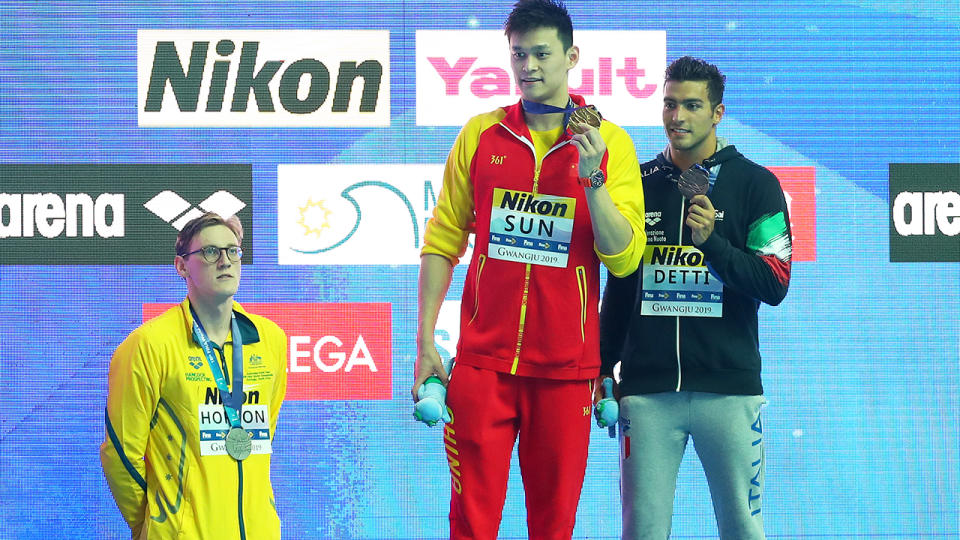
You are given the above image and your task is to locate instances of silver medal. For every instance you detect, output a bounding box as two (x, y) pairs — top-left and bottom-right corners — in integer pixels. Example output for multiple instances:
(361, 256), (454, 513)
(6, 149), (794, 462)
(225, 426), (252, 461)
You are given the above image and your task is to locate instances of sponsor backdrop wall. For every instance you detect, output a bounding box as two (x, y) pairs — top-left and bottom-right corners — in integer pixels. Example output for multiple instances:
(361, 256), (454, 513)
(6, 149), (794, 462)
(1, 1), (957, 538)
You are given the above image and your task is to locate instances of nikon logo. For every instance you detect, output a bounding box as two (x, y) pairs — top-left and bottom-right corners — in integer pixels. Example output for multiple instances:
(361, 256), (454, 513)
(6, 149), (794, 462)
(499, 191), (570, 217)
(138, 30), (390, 127)
(0, 193), (124, 239)
(889, 163), (960, 262)
(650, 245), (705, 267)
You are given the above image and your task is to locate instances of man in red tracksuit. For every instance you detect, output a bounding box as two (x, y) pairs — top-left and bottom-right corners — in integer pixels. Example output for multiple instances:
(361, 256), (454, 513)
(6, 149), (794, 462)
(412, 2), (647, 538)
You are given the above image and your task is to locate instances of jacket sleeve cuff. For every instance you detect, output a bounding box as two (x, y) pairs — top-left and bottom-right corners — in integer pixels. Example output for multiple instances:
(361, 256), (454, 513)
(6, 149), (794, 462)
(697, 230), (728, 260)
(420, 245), (460, 266)
(597, 228), (644, 277)
(597, 242), (631, 277)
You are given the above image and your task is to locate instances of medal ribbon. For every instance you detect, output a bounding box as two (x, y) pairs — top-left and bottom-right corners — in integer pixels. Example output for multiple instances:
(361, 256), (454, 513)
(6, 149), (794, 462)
(191, 307), (244, 429)
(521, 98), (581, 128)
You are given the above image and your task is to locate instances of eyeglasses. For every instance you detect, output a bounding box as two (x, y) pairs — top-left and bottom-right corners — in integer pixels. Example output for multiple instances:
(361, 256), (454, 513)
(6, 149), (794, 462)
(182, 245), (243, 263)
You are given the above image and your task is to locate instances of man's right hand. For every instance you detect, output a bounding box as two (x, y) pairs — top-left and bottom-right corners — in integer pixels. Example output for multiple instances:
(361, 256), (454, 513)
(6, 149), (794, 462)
(412, 341), (449, 402)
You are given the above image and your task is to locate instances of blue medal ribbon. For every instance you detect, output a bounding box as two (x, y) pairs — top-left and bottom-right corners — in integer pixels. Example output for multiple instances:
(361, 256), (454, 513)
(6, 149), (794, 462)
(190, 306), (244, 429)
(521, 98), (579, 128)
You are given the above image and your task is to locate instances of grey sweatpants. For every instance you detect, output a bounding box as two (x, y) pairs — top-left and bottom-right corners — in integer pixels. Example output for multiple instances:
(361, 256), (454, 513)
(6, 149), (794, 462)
(619, 392), (766, 540)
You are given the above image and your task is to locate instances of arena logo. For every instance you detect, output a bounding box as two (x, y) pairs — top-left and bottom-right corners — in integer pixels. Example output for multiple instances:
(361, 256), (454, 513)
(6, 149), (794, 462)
(144, 190), (247, 231)
(138, 30), (390, 127)
(0, 192), (125, 239)
(768, 167), (817, 262)
(416, 30), (665, 126)
(889, 163), (960, 262)
(277, 163), (473, 265)
(144, 303), (392, 400)
(0, 164), (253, 265)
(892, 191), (960, 236)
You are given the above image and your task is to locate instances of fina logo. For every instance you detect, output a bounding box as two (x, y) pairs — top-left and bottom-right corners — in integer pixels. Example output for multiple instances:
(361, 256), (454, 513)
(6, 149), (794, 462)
(144, 190), (246, 231)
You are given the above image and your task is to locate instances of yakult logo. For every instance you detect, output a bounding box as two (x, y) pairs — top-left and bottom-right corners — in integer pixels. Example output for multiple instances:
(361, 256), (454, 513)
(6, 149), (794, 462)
(416, 30), (665, 126)
(138, 30), (390, 127)
(144, 303), (392, 400)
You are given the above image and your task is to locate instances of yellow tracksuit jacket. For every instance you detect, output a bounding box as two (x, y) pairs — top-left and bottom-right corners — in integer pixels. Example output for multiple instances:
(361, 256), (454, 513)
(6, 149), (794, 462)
(100, 299), (287, 539)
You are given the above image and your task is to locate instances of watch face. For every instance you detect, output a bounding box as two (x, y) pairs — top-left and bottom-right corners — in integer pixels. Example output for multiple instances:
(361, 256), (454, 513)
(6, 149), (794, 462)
(589, 169), (605, 188)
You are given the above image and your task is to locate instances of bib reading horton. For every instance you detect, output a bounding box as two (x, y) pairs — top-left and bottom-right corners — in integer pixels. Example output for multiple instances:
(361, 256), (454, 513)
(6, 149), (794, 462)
(412, 1), (646, 538)
(100, 213), (287, 540)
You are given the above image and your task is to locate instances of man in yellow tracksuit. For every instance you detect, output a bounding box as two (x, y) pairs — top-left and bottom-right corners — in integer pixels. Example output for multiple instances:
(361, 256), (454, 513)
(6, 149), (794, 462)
(100, 212), (287, 539)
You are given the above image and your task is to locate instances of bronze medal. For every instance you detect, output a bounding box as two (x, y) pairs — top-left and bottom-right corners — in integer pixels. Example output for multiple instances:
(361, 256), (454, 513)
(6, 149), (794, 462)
(677, 164), (711, 199)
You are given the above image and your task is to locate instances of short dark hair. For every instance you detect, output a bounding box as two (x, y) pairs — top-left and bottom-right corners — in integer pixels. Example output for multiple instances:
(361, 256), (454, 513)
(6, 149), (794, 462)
(175, 212), (243, 256)
(504, 0), (573, 51)
(665, 56), (726, 108)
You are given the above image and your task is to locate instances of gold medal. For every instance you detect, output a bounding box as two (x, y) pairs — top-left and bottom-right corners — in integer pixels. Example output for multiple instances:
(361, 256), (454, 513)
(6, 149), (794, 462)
(567, 105), (602, 134)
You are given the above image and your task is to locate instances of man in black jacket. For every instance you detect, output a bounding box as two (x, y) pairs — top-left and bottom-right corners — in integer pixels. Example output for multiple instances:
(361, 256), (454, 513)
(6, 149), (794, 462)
(599, 56), (792, 539)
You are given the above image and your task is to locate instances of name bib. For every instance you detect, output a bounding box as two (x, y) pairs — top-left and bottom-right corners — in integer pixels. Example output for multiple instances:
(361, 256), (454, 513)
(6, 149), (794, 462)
(488, 188), (576, 268)
(198, 404), (272, 456)
(640, 245), (723, 317)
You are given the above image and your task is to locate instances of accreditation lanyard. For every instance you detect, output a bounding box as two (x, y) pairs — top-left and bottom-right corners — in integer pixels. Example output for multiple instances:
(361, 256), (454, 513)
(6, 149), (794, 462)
(191, 309), (244, 429)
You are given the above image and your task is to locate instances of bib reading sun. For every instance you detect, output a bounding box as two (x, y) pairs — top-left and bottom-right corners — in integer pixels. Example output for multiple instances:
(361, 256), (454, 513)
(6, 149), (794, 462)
(489, 188), (576, 268)
(641, 245), (723, 317)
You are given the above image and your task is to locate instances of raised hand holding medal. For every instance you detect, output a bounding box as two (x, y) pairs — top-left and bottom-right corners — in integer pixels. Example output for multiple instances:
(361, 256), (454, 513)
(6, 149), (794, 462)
(567, 105), (606, 179)
(520, 99), (606, 182)
(681, 164), (717, 245)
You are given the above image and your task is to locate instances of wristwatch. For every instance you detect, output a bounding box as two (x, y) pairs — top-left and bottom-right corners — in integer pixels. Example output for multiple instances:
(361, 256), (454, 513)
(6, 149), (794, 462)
(578, 168), (605, 189)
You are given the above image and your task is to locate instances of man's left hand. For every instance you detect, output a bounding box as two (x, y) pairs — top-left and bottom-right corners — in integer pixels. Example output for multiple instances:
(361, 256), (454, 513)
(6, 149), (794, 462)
(686, 194), (715, 245)
(570, 127), (606, 178)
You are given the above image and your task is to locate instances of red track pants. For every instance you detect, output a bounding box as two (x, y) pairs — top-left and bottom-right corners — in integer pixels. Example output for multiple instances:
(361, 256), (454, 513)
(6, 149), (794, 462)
(443, 364), (593, 540)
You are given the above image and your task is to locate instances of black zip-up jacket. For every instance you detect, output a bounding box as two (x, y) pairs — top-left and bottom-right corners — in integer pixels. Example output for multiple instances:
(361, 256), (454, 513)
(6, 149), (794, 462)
(599, 143), (792, 396)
